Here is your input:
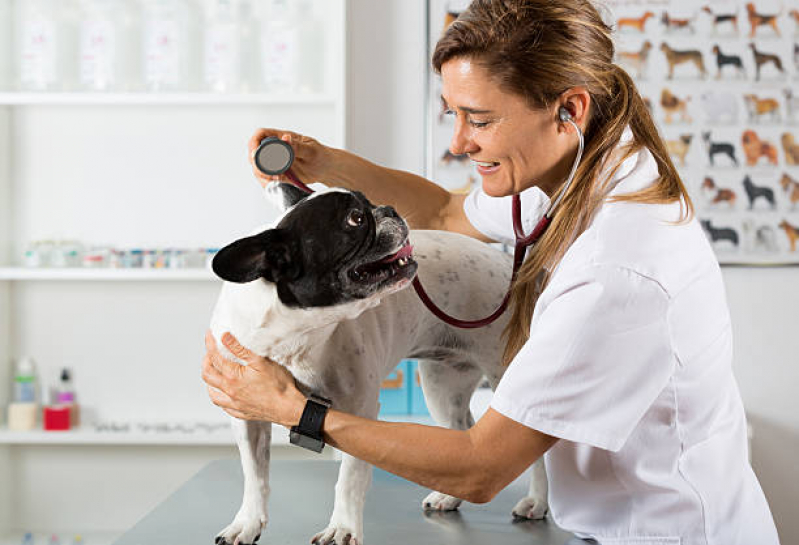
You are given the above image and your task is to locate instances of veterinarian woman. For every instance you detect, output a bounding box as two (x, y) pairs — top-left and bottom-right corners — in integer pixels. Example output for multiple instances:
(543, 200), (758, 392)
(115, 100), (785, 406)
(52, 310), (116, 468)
(202, 1), (779, 543)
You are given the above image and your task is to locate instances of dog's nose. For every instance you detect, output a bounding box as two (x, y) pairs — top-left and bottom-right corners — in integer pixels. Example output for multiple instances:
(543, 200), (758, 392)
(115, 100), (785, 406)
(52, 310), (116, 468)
(375, 205), (400, 220)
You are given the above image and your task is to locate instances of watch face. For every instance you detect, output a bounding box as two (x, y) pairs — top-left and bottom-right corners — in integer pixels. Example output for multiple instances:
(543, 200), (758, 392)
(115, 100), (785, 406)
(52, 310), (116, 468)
(290, 429), (325, 453)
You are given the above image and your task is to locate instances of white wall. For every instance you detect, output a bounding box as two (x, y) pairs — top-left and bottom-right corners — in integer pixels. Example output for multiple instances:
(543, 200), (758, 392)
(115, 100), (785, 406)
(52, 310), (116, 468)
(345, 2), (798, 543)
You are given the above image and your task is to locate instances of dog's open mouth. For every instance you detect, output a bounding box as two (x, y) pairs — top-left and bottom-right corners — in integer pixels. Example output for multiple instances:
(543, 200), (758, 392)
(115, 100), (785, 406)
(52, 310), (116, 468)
(348, 241), (415, 283)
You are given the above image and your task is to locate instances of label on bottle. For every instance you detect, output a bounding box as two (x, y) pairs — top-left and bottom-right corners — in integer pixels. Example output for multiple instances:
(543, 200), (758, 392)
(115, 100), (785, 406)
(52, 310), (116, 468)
(260, 24), (299, 90)
(14, 380), (36, 403)
(144, 19), (180, 87)
(80, 19), (117, 90)
(20, 19), (57, 89)
(205, 24), (240, 91)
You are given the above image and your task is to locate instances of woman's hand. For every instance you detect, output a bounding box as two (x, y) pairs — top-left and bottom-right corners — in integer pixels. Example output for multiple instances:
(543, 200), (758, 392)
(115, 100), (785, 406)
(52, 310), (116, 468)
(248, 129), (333, 188)
(201, 330), (305, 427)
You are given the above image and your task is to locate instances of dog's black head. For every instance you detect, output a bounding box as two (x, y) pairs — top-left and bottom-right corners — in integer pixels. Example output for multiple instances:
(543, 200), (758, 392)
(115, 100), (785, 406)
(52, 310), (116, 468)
(212, 185), (417, 308)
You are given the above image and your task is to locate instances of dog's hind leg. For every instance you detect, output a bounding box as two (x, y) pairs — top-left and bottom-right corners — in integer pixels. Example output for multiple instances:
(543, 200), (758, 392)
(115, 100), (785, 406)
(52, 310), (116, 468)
(216, 418), (272, 545)
(417, 358), (484, 512)
(511, 458), (549, 520)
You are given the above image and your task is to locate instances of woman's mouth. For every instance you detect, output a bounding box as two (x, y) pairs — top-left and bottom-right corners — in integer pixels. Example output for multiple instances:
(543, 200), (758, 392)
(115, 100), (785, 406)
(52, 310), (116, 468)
(473, 160), (500, 175)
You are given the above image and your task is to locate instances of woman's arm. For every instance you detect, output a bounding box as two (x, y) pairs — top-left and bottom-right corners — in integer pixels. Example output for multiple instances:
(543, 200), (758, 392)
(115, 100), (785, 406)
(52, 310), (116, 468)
(248, 129), (493, 241)
(202, 331), (556, 503)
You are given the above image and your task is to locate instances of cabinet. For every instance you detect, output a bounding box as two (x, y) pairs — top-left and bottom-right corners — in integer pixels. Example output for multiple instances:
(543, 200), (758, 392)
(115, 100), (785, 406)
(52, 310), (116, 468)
(0, 1), (346, 542)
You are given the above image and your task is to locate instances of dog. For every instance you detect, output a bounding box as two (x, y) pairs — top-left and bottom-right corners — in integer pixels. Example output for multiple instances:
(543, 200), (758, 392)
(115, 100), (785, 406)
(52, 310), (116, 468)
(786, 89), (799, 122)
(779, 220), (799, 251)
(749, 43), (785, 81)
(661, 11), (696, 33)
(782, 132), (799, 165)
(702, 176), (738, 208)
(208, 183), (549, 545)
(745, 3), (781, 37)
(700, 91), (738, 123)
(742, 130), (779, 166)
(743, 94), (781, 123)
(780, 172), (799, 209)
(665, 133), (693, 166)
(712, 45), (746, 78)
(742, 174), (777, 209)
(661, 88), (692, 123)
(702, 5), (739, 34)
(700, 219), (739, 247)
(742, 219), (779, 252)
(660, 42), (707, 79)
(617, 40), (652, 78)
(790, 10), (799, 32)
(617, 11), (654, 33)
(702, 132), (738, 167)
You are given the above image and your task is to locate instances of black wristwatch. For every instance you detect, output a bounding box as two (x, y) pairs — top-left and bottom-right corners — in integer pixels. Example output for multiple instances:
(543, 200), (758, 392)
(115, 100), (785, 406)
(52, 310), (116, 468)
(289, 394), (332, 453)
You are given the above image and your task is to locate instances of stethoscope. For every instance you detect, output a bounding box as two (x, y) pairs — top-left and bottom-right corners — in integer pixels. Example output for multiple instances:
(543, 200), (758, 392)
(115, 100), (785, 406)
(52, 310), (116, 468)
(253, 106), (583, 329)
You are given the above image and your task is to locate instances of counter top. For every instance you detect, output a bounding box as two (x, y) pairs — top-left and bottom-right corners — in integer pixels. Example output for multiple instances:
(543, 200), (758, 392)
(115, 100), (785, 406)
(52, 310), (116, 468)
(112, 458), (579, 545)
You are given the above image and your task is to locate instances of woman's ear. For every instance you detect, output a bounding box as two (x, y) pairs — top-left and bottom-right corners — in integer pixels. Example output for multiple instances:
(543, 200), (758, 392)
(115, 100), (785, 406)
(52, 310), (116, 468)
(557, 88), (591, 132)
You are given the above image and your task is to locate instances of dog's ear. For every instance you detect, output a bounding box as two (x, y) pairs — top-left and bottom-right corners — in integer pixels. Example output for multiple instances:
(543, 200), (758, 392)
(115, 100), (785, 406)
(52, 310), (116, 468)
(212, 229), (301, 284)
(264, 182), (309, 212)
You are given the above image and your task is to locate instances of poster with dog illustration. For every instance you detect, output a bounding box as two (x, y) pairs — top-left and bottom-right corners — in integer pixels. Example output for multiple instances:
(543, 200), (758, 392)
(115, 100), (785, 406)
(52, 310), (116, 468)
(426, 0), (799, 264)
(606, 0), (799, 264)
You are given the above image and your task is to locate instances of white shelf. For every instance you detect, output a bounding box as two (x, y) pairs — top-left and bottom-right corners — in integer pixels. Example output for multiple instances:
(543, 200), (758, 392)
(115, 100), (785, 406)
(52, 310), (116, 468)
(0, 531), (120, 545)
(0, 267), (218, 281)
(0, 416), (436, 446)
(0, 92), (338, 106)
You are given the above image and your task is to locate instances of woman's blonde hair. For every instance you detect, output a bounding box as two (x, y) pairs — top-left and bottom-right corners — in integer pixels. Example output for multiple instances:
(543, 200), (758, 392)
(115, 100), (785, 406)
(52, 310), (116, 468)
(432, 0), (693, 365)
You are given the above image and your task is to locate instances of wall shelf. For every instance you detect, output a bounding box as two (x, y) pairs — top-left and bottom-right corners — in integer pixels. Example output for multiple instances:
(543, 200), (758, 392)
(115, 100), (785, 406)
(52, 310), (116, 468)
(0, 267), (218, 281)
(0, 92), (337, 107)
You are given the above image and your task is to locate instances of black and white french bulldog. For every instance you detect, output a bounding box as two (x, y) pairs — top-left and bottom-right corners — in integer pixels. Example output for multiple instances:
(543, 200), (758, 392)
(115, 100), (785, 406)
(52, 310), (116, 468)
(209, 182), (548, 545)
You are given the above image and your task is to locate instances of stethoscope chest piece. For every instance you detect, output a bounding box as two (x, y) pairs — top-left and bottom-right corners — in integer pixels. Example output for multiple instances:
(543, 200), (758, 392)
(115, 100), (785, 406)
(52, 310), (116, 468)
(254, 137), (295, 176)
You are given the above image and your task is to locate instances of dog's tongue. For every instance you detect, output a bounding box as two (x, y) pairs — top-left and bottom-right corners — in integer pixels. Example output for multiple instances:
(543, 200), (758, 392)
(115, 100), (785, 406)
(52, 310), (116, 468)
(379, 242), (413, 264)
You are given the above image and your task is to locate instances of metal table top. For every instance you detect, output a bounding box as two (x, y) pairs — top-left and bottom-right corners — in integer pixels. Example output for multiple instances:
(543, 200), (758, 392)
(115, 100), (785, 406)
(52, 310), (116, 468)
(113, 458), (579, 545)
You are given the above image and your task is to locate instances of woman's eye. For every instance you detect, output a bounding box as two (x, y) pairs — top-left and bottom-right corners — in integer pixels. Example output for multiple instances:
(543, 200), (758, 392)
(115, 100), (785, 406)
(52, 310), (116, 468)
(469, 119), (489, 128)
(347, 210), (365, 227)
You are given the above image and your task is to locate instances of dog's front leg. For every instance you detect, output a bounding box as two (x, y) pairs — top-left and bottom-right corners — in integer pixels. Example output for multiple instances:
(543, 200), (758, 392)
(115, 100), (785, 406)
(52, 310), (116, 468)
(312, 453), (372, 545)
(511, 458), (549, 520)
(216, 417), (272, 545)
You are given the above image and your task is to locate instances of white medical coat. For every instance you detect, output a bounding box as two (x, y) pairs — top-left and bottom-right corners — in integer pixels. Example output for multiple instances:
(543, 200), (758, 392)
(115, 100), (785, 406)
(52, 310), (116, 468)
(463, 132), (780, 545)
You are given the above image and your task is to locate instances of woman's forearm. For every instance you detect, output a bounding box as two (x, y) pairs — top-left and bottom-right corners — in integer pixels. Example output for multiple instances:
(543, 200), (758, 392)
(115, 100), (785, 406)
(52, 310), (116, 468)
(327, 148), (453, 231)
(322, 409), (496, 503)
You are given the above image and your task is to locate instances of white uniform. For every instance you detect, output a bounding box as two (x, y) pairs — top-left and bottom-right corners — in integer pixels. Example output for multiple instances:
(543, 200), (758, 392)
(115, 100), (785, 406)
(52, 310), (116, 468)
(463, 131), (780, 545)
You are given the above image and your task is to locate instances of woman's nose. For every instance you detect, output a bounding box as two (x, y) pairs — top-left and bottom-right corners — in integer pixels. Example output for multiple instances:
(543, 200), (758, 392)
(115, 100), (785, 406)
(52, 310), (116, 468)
(449, 118), (478, 156)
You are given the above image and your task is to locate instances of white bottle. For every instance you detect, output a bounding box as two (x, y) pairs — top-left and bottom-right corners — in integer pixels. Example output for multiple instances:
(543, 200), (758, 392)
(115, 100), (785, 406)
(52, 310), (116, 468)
(0, 0), (11, 90)
(141, 0), (195, 91)
(258, 0), (300, 92)
(17, 0), (62, 91)
(203, 0), (242, 92)
(13, 357), (38, 404)
(78, 0), (137, 91)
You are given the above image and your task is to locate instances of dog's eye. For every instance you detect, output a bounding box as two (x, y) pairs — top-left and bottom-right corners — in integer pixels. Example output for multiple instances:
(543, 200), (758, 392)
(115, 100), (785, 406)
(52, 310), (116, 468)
(347, 209), (365, 227)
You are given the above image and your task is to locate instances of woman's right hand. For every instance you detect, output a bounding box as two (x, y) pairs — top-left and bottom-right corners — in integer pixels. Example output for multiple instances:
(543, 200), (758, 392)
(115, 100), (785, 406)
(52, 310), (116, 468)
(248, 128), (332, 188)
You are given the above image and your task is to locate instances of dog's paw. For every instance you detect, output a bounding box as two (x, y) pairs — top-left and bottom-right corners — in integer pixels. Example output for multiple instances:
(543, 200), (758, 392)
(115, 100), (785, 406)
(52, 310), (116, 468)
(214, 515), (265, 545)
(421, 491), (463, 512)
(311, 525), (361, 545)
(511, 495), (548, 521)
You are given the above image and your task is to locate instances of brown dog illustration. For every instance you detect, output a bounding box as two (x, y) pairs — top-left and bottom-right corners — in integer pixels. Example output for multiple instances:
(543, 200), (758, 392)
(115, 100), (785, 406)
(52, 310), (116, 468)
(749, 43), (785, 81)
(661, 11), (696, 33)
(702, 6), (739, 34)
(782, 133), (799, 165)
(780, 173), (799, 209)
(665, 134), (693, 166)
(745, 3), (781, 37)
(661, 89), (692, 123)
(742, 130), (779, 166)
(743, 94), (781, 122)
(702, 177), (737, 207)
(778, 220), (799, 251)
(617, 11), (654, 33)
(617, 41), (652, 78)
(660, 42), (707, 79)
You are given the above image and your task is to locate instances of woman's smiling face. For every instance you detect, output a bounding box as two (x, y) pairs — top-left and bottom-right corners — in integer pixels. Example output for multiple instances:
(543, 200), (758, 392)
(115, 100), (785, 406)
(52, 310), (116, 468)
(440, 56), (574, 198)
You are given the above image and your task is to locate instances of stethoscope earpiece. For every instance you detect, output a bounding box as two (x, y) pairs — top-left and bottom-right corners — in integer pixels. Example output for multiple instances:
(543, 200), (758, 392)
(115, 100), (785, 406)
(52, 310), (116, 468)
(558, 106), (573, 123)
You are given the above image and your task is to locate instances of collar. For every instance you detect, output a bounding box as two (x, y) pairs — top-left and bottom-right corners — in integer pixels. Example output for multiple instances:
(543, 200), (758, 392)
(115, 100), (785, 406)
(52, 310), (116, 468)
(604, 127), (660, 198)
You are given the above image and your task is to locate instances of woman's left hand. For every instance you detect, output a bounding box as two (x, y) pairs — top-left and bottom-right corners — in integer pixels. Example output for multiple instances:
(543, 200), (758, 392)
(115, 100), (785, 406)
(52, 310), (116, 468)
(201, 330), (305, 427)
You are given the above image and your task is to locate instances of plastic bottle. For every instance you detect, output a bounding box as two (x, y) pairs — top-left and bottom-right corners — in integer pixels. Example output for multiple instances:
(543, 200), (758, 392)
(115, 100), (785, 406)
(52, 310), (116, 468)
(257, 0), (300, 92)
(16, 0), (78, 91)
(203, 0), (242, 93)
(14, 357), (38, 403)
(56, 368), (80, 427)
(0, 0), (11, 90)
(78, 0), (138, 91)
(141, 0), (195, 91)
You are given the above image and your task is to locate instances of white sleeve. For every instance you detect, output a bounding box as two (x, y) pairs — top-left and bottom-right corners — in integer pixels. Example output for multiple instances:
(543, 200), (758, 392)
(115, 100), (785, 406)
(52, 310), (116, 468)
(490, 263), (675, 452)
(462, 185), (550, 246)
